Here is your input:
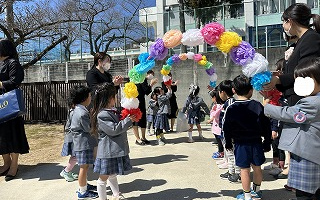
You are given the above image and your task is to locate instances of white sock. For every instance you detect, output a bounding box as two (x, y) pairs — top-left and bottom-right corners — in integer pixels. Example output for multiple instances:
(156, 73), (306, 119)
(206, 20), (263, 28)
(244, 191), (251, 200)
(79, 185), (87, 194)
(188, 131), (192, 139)
(108, 174), (119, 197)
(97, 178), (107, 200)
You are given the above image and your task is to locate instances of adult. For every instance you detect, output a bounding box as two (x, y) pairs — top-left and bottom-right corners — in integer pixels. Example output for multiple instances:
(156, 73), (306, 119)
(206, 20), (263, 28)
(0, 39), (29, 181)
(133, 70), (157, 145)
(86, 52), (123, 98)
(263, 3), (320, 199)
(161, 72), (178, 132)
(264, 3), (320, 106)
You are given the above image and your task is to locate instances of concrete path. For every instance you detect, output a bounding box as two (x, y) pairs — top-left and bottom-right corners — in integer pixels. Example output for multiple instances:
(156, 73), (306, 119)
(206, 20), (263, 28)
(0, 125), (295, 200)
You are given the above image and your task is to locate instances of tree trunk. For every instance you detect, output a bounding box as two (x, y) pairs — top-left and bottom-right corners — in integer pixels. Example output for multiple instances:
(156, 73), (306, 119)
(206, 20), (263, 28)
(179, 0), (187, 53)
(5, 0), (14, 40)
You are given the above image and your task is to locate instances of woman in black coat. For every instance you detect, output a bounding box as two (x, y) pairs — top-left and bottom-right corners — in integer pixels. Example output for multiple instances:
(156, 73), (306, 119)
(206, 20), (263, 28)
(161, 72), (178, 132)
(0, 39), (29, 181)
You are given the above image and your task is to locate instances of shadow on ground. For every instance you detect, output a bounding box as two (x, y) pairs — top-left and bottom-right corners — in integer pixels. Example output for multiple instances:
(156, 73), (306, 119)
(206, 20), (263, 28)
(130, 154), (188, 166)
(220, 188), (295, 200)
(120, 178), (167, 193)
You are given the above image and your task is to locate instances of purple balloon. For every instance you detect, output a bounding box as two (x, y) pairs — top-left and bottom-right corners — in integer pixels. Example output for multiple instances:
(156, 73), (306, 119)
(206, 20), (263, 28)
(149, 38), (169, 60)
(172, 54), (180, 64)
(206, 67), (215, 76)
(230, 41), (255, 66)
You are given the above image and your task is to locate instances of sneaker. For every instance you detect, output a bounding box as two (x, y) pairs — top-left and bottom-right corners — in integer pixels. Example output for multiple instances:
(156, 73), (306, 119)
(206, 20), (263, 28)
(111, 193), (126, 200)
(87, 183), (97, 192)
(268, 167), (283, 176)
(71, 172), (78, 180)
(60, 170), (76, 182)
(77, 190), (99, 199)
(218, 161), (228, 169)
(212, 152), (224, 160)
(263, 163), (279, 170)
(236, 192), (253, 200)
(157, 139), (165, 146)
(187, 138), (194, 143)
(251, 190), (262, 200)
(216, 159), (227, 165)
(220, 171), (231, 180)
(147, 130), (153, 136)
(228, 173), (241, 183)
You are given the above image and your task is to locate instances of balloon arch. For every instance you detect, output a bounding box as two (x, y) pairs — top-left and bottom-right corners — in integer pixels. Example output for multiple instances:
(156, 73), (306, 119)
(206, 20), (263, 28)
(120, 22), (271, 120)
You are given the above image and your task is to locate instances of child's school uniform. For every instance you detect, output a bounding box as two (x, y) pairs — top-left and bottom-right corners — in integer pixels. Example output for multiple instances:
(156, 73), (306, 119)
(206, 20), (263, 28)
(71, 104), (96, 165)
(94, 109), (133, 175)
(182, 96), (210, 125)
(265, 95), (320, 194)
(223, 100), (272, 168)
(210, 104), (223, 136)
(61, 108), (74, 156)
(146, 99), (159, 125)
(154, 91), (172, 131)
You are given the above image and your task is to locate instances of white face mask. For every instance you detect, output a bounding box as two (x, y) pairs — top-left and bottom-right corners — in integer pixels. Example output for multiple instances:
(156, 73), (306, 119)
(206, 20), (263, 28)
(102, 63), (111, 71)
(294, 77), (315, 96)
(147, 74), (154, 80)
(283, 21), (293, 37)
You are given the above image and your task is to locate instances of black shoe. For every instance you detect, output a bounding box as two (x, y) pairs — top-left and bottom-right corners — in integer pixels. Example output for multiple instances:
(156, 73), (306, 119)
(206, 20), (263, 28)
(0, 167), (10, 176)
(277, 173), (288, 179)
(141, 138), (150, 144)
(220, 171), (230, 180)
(5, 169), (18, 182)
(228, 173), (241, 183)
(135, 140), (146, 146)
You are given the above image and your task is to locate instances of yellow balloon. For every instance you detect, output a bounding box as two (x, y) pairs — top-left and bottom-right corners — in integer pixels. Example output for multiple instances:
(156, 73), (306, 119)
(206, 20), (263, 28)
(123, 82), (138, 98)
(161, 69), (170, 76)
(215, 32), (242, 53)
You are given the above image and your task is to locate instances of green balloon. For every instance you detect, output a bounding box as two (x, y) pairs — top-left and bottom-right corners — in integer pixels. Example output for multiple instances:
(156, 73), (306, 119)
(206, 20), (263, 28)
(128, 67), (146, 84)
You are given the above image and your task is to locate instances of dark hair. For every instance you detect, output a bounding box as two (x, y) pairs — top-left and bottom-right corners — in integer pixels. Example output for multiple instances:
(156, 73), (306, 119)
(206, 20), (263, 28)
(282, 3), (320, 33)
(217, 80), (234, 97)
(69, 85), (91, 105)
(150, 92), (157, 99)
(153, 86), (162, 95)
(189, 84), (200, 99)
(92, 52), (112, 68)
(0, 39), (18, 60)
(208, 89), (224, 104)
(90, 83), (117, 137)
(232, 74), (253, 96)
(275, 58), (285, 71)
(294, 57), (320, 84)
(147, 70), (154, 75)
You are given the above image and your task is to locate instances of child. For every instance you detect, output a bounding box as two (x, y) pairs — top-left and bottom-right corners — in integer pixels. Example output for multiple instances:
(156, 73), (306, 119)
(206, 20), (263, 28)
(217, 80), (241, 183)
(146, 92), (158, 136)
(60, 99), (78, 182)
(207, 89), (227, 169)
(223, 74), (271, 200)
(153, 86), (172, 145)
(91, 83), (136, 200)
(264, 57), (320, 200)
(70, 85), (98, 199)
(182, 84), (210, 143)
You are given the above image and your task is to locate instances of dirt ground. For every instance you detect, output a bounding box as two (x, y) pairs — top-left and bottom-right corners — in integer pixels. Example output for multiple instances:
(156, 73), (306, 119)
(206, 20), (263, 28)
(0, 124), (65, 166)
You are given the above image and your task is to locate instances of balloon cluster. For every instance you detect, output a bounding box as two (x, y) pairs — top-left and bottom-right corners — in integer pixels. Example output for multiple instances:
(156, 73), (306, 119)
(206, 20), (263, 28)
(121, 22), (271, 119)
(120, 82), (142, 122)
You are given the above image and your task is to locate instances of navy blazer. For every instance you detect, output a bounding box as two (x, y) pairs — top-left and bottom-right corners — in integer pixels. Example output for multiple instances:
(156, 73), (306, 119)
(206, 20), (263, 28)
(0, 58), (24, 93)
(264, 95), (320, 165)
(277, 29), (320, 105)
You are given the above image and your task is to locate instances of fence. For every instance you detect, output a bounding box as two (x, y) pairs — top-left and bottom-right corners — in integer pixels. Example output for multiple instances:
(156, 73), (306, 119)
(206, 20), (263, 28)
(21, 80), (122, 123)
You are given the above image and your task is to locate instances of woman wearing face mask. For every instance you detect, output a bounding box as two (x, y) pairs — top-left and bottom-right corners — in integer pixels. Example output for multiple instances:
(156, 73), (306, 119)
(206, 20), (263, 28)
(263, 3), (320, 106)
(86, 52), (123, 98)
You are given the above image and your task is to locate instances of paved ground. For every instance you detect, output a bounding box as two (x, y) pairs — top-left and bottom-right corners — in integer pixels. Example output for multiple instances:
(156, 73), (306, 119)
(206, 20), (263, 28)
(0, 125), (295, 200)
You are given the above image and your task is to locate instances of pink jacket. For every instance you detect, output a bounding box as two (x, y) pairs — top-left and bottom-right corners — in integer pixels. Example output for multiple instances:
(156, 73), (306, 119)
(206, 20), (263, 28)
(210, 104), (223, 135)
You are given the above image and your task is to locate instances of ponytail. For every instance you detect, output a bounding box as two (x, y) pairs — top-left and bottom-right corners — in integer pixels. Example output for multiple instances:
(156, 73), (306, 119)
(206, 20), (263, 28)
(311, 14), (320, 33)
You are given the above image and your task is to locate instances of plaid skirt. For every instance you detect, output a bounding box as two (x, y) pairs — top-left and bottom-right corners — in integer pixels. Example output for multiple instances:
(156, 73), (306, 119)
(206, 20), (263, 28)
(287, 155), (320, 194)
(187, 116), (200, 125)
(154, 114), (170, 131)
(146, 114), (155, 123)
(61, 142), (74, 157)
(94, 155), (132, 175)
(74, 149), (94, 165)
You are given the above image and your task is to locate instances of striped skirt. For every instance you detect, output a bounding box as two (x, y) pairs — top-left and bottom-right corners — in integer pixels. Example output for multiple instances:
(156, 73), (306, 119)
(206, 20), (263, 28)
(154, 114), (170, 131)
(94, 155), (132, 175)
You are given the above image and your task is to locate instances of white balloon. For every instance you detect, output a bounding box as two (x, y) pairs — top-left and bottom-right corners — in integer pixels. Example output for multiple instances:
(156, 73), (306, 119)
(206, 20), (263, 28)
(242, 53), (269, 77)
(209, 73), (218, 82)
(181, 29), (204, 46)
(294, 77), (315, 96)
(186, 52), (195, 59)
(121, 97), (139, 109)
(163, 75), (171, 82)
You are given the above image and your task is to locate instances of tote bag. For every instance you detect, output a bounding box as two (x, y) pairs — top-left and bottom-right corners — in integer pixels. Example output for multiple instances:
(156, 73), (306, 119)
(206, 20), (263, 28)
(0, 89), (25, 123)
(176, 111), (190, 133)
